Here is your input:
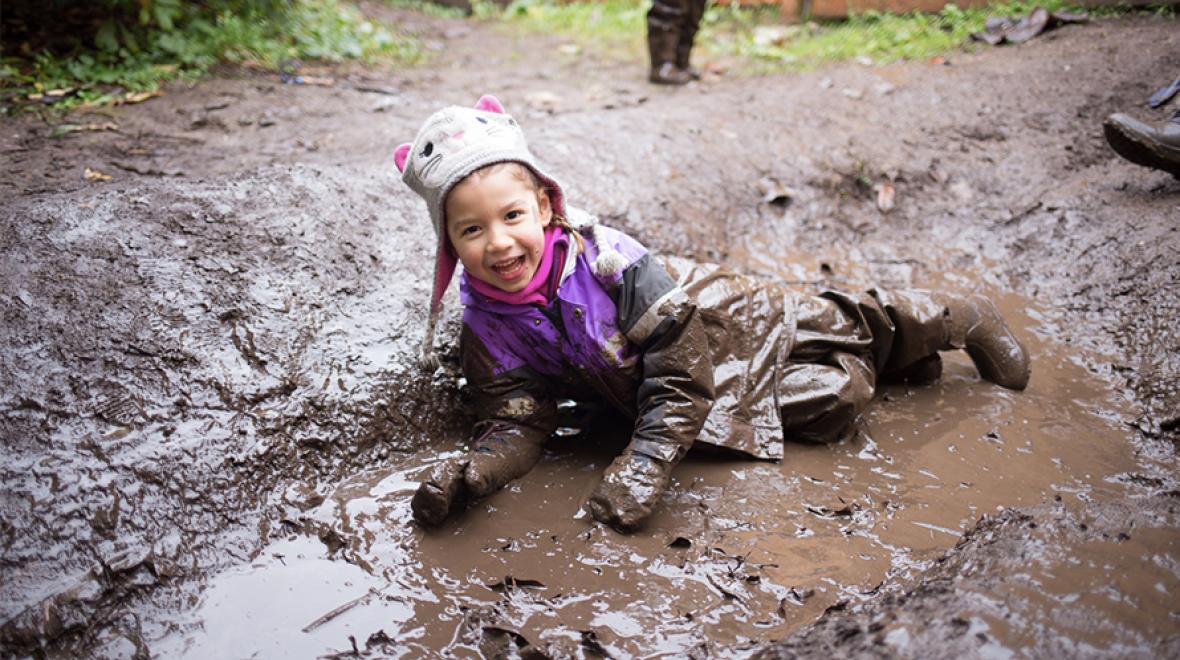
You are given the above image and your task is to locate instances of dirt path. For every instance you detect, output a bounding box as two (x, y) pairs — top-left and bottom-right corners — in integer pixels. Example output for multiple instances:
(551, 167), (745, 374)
(2, 8), (1178, 657)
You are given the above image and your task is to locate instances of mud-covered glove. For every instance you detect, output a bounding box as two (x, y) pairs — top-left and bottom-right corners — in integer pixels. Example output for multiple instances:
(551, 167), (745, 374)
(463, 436), (544, 499)
(411, 426), (546, 527)
(585, 452), (674, 532)
(411, 456), (471, 527)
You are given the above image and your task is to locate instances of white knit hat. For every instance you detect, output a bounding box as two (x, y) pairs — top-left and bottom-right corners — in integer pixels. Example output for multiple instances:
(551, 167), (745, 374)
(394, 95), (624, 369)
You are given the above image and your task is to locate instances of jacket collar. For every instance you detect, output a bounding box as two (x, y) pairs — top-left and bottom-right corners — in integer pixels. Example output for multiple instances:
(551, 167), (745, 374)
(459, 229), (579, 314)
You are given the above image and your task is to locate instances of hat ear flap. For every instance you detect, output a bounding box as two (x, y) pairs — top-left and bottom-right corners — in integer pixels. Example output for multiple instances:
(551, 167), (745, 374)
(474, 94), (504, 114)
(394, 143), (412, 173)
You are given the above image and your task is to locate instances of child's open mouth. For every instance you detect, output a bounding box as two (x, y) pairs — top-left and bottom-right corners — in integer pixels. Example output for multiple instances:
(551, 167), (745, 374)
(490, 255), (527, 281)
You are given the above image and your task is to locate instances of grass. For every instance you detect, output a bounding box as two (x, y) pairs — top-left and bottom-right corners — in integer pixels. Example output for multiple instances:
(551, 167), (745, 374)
(703, 0), (1091, 71)
(493, 0), (650, 57)
(476, 0), (1155, 73)
(1, 0), (421, 112)
(5, 0), (1168, 112)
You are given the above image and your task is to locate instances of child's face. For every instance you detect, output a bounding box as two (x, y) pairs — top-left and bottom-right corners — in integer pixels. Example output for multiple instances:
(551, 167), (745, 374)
(445, 166), (553, 292)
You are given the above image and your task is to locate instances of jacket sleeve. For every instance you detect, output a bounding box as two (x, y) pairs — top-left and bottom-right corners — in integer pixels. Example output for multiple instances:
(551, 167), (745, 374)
(612, 253), (715, 463)
(458, 325), (558, 496)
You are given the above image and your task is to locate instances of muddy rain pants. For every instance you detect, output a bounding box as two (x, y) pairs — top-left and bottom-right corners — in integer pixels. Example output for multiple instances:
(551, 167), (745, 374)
(780, 289), (951, 443)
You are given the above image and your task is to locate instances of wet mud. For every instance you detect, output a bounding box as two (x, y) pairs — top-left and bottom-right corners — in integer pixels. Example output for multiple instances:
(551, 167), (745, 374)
(135, 289), (1173, 658)
(3, 11), (1180, 659)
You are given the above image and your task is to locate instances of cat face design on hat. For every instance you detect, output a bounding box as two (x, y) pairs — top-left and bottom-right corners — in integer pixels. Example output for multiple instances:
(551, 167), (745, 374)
(395, 95), (525, 190)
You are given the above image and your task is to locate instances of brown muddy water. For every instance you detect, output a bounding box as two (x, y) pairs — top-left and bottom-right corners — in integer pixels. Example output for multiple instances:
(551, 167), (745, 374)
(149, 252), (1173, 657)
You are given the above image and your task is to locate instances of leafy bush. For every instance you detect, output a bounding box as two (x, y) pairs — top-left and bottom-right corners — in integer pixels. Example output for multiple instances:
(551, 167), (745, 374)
(1, 0), (419, 108)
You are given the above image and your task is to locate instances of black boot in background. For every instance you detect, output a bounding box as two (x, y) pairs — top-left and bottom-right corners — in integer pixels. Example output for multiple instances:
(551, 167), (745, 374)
(674, 0), (708, 80)
(1103, 109), (1180, 178)
(647, 0), (693, 85)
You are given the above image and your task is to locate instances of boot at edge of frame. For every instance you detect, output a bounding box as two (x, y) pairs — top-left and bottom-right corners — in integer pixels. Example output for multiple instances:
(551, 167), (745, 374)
(1103, 111), (1180, 178)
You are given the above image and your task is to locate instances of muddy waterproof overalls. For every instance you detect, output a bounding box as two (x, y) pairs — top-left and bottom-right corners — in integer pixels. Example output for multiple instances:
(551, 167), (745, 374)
(459, 224), (976, 461)
(414, 221), (1028, 529)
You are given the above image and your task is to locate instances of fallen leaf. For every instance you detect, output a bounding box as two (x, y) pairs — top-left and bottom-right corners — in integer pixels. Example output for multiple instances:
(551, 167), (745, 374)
(874, 182), (896, 212)
(525, 91), (561, 112)
(558, 43), (581, 56)
(486, 576), (546, 592)
(84, 167), (113, 182)
(300, 76), (335, 86)
(122, 90), (163, 104)
(50, 122), (119, 138)
(668, 536), (692, 549)
(756, 177), (796, 206)
(928, 161), (950, 184)
(805, 504), (857, 518)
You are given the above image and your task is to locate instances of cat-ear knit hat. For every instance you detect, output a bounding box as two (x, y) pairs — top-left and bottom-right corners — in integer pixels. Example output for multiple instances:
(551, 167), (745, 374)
(394, 94), (627, 370)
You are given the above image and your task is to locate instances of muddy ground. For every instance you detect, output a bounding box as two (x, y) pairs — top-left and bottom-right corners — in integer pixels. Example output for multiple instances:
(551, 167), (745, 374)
(2, 7), (1179, 658)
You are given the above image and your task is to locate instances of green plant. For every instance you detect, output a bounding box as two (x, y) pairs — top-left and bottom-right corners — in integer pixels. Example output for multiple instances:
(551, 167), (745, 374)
(472, 0), (1137, 75)
(2, 0), (420, 110)
(702, 0), (1100, 72)
(496, 0), (648, 54)
(385, 0), (470, 18)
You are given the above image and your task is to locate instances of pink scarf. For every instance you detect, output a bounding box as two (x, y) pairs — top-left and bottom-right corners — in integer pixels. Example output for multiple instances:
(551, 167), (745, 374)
(468, 226), (566, 306)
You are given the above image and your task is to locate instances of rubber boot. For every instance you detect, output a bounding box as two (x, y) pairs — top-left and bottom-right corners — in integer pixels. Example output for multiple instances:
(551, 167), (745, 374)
(935, 293), (1031, 390)
(675, 40), (701, 81)
(1103, 110), (1180, 178)
(649, 29), (692, 85)
(674, 0), (705, 80)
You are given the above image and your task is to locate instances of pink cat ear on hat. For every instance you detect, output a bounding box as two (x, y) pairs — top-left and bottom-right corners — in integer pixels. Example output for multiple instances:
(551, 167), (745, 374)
(394, 143), (412, 173)
(474, 95), (504, 114)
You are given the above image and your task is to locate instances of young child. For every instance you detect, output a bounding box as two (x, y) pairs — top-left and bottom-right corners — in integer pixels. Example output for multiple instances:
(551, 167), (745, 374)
(394, 95), (1030, 532)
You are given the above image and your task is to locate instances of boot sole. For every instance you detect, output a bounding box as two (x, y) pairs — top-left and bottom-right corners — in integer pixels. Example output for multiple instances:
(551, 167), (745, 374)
(1103, 116), (1180, 177)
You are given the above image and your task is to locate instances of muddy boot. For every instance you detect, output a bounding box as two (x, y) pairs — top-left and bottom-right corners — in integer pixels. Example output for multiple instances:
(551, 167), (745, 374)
(647, 2), (691, 85)
(586, 453), (674, 531)
(651, 62), (693, 85)
(936, 293), (1031, 390)
(1103, 110), (1180, 178)
(674, 42), (701, 81)
(674, 0), (705, 80)
(648, 28), (692, 86)
(411, 457), (470, 527)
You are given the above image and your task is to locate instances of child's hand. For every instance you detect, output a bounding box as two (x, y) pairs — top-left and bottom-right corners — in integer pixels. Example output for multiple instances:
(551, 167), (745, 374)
(411, 457), (471, 527)
(585, 453), (672, 532)
(411, 436), (546, 527)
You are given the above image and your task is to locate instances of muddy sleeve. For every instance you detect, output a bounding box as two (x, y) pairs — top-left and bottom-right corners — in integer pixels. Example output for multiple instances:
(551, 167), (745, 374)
(613, 254), (715, 463)
(459, 327), (558, 496)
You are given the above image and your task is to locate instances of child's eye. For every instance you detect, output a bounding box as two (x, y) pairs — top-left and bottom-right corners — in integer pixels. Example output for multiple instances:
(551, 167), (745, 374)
(462, 226), (480, 236)
(505, 210), (523, 220)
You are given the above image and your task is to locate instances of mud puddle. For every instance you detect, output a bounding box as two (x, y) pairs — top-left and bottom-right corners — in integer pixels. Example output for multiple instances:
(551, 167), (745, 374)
(148, 267), (1168, 657)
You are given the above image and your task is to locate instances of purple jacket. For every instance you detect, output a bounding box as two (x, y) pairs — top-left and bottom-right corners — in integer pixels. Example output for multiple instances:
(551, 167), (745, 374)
(460, 224), (796, 464)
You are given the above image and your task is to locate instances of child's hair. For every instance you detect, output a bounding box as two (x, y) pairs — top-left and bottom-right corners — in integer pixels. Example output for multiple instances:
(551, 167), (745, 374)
(459, 162), (585, 254)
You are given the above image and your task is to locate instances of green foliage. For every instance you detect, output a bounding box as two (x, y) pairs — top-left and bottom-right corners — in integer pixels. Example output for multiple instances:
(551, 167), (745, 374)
(384, 0), (470, 19)
(496, 0), (648, 54)
(469, 0), (1141, 74)
(4, 0), (420, 109)
(704, 0), (1097, 70)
